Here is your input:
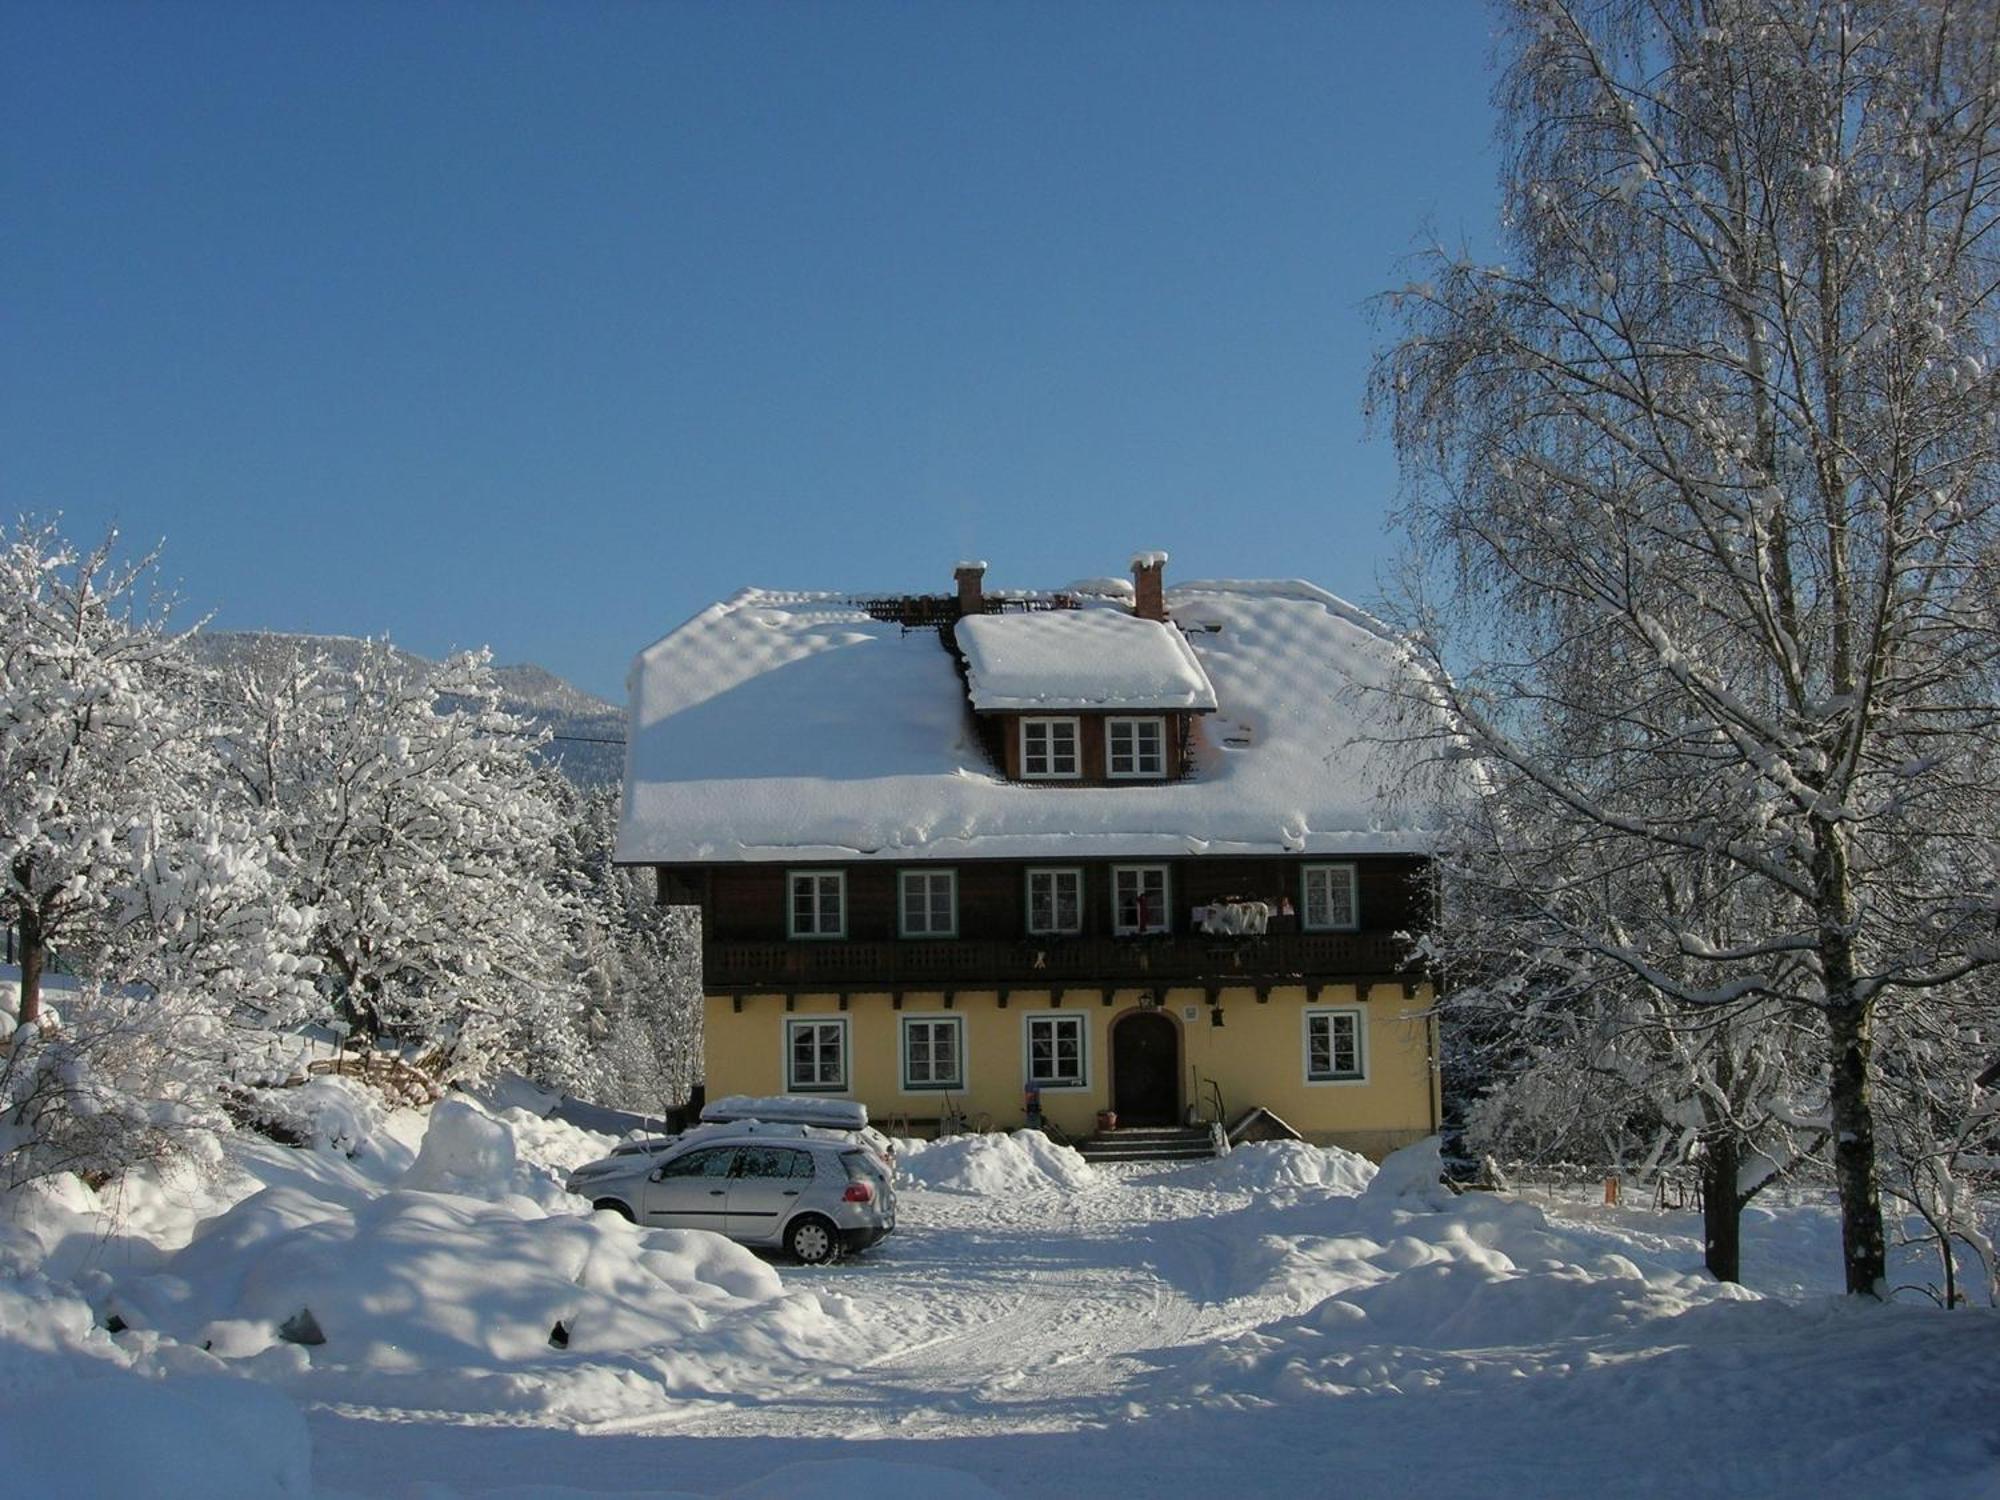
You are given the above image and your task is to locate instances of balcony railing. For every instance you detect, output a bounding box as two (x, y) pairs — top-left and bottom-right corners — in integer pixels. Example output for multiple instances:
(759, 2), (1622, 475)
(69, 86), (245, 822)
(700, 931), (1418, 994)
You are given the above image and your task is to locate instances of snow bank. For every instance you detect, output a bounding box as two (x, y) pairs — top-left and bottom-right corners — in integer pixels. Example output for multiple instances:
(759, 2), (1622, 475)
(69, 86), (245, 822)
(121, 1184), (783, 1363)
(1182, 1140), (1377, 1199)
(1168, 1182), (1754, 1410)
(899, 1130), (1098, 1194)
(110, 1180), (855, 1419)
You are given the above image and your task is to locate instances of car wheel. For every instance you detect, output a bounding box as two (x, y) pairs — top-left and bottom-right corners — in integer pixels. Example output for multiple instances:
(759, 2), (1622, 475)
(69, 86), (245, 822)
(593, 1199), (635, 1222)
(786, 1215), (839, 1265)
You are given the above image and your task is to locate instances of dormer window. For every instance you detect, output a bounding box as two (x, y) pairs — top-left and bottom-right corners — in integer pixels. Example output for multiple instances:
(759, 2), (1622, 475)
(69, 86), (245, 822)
(1020, 717), (1081, 779)
(1107, 716), (1166, 778)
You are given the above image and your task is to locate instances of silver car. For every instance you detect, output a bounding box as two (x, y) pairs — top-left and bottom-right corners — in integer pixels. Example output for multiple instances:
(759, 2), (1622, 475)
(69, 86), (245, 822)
(566, 1132), (895, 1264)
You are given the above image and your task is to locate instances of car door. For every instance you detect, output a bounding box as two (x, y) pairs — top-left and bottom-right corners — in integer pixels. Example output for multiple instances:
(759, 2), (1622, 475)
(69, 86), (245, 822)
(641, 1145), (736, 1230)
(724, 1145), (813, 1243)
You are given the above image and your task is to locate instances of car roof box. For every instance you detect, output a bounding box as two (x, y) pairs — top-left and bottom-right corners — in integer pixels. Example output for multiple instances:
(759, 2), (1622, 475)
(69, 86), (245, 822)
(699, 1094), (869, 1131)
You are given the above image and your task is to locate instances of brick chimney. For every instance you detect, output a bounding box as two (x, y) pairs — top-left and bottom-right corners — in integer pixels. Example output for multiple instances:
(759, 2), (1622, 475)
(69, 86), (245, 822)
(954, 560), (987, 616)
(1131, 551), (1168, 622)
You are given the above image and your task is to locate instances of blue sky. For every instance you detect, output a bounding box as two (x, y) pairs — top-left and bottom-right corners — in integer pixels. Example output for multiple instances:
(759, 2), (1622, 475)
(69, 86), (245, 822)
(4, 2), (1501, 701)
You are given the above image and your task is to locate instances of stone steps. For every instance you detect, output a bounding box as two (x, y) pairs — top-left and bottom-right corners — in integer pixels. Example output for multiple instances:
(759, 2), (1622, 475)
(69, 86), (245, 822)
(1077, 1125), (1222, 1163)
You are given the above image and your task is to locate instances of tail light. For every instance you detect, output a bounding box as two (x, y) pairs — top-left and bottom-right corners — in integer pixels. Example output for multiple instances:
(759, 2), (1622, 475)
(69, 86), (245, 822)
(842, 1182), (874, 1204)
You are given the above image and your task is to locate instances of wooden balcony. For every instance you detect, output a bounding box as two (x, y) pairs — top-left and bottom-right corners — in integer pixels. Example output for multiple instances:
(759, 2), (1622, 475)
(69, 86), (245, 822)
(700, 931), (1420, 995)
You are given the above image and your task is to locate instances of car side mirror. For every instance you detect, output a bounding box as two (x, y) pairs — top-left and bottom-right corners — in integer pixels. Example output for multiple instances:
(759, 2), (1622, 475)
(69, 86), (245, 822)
(648, 1166), (667, 1182)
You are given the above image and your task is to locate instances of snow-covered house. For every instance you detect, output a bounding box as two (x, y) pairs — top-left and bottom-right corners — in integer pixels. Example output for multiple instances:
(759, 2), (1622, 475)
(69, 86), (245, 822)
(617, 556), (1441, 1156)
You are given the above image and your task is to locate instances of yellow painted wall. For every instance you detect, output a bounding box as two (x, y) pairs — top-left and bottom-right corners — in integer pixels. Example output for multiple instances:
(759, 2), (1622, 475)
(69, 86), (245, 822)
(701, 982), (1439, 1159)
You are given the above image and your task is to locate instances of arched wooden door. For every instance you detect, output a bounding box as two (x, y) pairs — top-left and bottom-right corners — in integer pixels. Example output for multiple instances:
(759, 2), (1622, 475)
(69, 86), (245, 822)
(1112, 1010), (1180, 1126)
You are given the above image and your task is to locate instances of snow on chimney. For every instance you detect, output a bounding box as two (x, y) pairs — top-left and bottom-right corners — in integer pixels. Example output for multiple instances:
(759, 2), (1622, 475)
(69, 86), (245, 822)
(954, 560), (988, 616)
(1131, 551), (1168, 621)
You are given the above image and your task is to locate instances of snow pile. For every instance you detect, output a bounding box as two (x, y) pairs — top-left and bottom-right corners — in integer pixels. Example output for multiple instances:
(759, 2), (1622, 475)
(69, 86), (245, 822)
(1185, 1140), (1377, 1199)
(899, 1129), (1098, 1194)
(493, 1105), (627, 1176)
(1359, 1134), (1455, 1211)
(398, 1095), (618, 1212)
(400, 1095), (522, 1191)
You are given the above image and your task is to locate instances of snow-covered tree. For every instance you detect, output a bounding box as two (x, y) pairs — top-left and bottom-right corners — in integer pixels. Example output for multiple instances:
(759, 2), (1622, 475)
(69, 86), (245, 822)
(554, 785), (700, 1116)
(1873, 984), (1999, 1305)
(214, 640), (585, 1082)
(2, 524), (194, 1026)
(1441, 812), (1830, 1279)
(1375, 0), (2000, 1295)
(1, 521), (316, 1185)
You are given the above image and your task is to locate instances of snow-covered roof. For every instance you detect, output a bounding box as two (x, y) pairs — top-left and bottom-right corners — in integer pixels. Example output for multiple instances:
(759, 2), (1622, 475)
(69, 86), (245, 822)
(955, 610), (1217, 712)
(616, 580), (1440, 863)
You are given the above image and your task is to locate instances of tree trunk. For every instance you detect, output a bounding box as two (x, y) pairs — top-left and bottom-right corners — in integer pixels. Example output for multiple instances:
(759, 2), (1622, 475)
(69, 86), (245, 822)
(1827, 996), (1888, 1295)
(1812, 812), (1889, 1298)
(16, 899), (44, 1028)
(1700, 1133), (1742, 1284)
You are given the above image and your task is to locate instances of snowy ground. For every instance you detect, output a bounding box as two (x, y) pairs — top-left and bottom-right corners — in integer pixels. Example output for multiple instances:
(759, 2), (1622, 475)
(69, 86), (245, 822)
(3, 1088), (1995, 1499)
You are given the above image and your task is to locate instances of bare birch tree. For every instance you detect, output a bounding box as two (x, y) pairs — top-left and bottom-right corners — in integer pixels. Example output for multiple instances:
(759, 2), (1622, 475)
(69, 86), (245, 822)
(1376, 0), (2000, 1294)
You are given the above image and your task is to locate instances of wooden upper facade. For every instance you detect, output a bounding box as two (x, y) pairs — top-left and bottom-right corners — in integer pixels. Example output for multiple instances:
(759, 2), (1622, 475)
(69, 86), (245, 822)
(661, 852), (1430, 995)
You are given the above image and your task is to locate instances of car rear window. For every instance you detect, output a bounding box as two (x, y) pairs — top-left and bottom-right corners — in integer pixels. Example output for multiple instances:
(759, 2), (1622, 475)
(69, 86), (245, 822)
(841, 1149), (885, 1184)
